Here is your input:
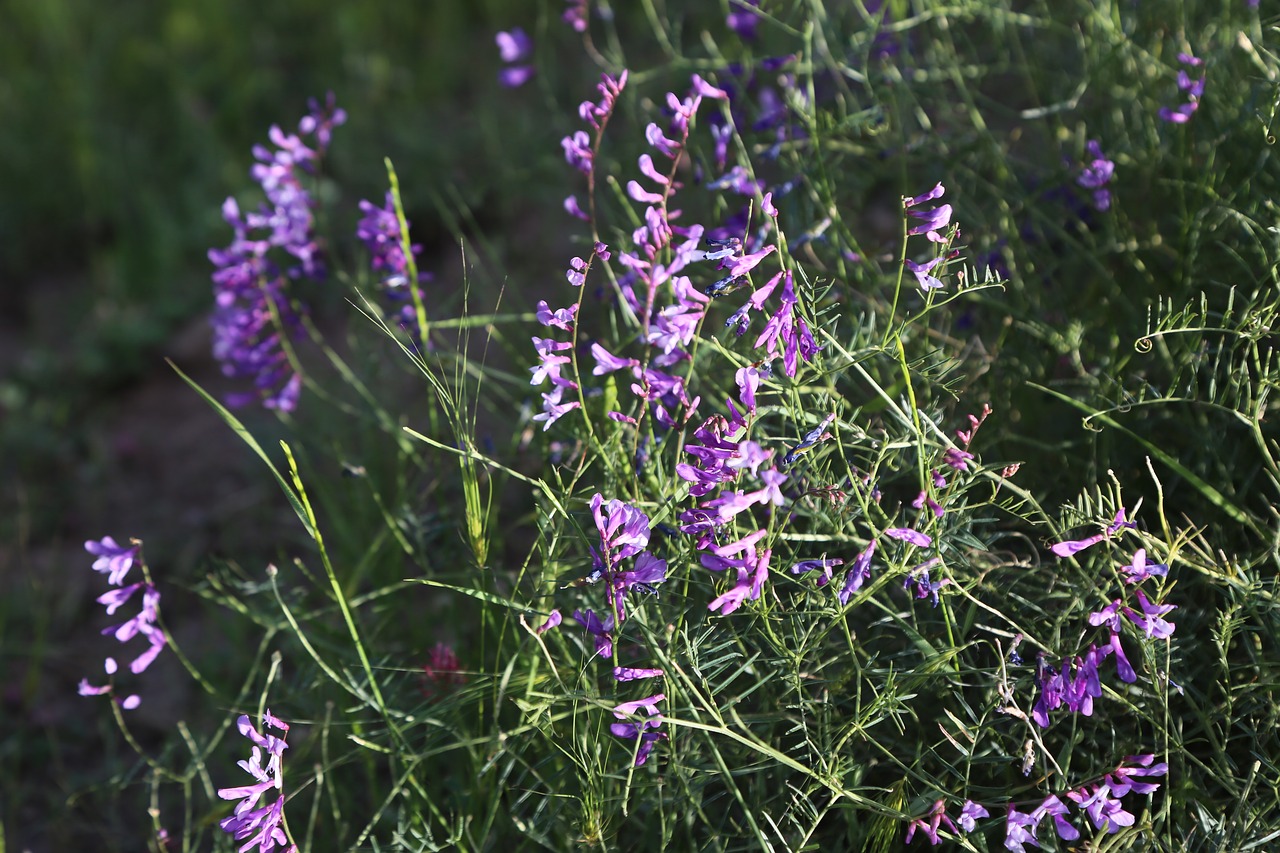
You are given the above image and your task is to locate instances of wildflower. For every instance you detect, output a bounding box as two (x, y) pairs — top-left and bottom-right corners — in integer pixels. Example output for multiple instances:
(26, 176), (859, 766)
(614, 666), (664, 681)
(1076, 139), (1115, 211)
(885, 527), (932, 548)
(1050, 508), (1135, 557)
(1003, 806), (1041, 852)
(85, 536), (140, 586)
(355, 192), (431, 326)
(753, 271), (821, 377)
(420, 642), (466, 697)
(1032, 795), (1080, 841)
(838, 541), (876, 604)
(709, 567), (753, 615)
(904, 799), (958, 845)
(537, 610), (562, 634)
(905, 256), (946, 291)
(562, 0), (588, 32)
(727, 0), (761, 39)
(1125, 589), (1177, 639)
(495, 28), (534, 88)
(944, 447), (974, 471)
(533, 384), (580, 431)
(789, 557), (842, 586)
(209, 97), (344, 412)
(590, 342), (640, 375)
(77, 658), (141, 711)
(1120, 548), (1168, 583)
(912, 490), (944, 518)
(905, 182), (953, 243)
(536, 300), (577, 331)
(1158, 52), (1205, 124)
(529, 336), (573, 386)
(591, 494), (650, 560)
(1066, 783), (1135, 833)
(572, 609), (614, 658)
(217, 711), (297, 853)
(610, 693), (667, 766)
(735, 363), (767, 413)
(958, 800), (988, 833)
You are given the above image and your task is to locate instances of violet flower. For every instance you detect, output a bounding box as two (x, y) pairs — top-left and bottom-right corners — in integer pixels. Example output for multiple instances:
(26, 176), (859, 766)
(1125, 589), (1177, 639)
(753, 271), (821, 377)
(1158, 52), (1205, 124)
(1050, 508), (1135, 557)
(495, 28), (534, 88)
(727, 0), (762, 39)
(572, 609), (614, 658)
(905, 183), (953, 243)
(217, 711), (297, 853)
(610, 693), (667, 766)
(838, 541), (876, 604)
(1120, 548), (1168, 583)
(885, 527), (932, 548)
(1003, 806), (1041, 852)
(904, 799), (958, 845)
(958, 800), (988, 833)
(355, 192), (431, 327)
(1076, 139), (1115, 211)
(1031, 795), (1079, 841)
(209, 96), (344, 411)
(906, 256), (946, 291)
(85, 536), (139, 585)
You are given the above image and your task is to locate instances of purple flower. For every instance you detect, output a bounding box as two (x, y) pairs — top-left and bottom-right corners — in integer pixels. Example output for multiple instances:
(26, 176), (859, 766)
(591, 494), (650, 561)
(958, 800), (988, 833)
(537, 610), (562, 634)
(1120, 548), (1168, 583)
(217, 711), (296, 853)
(1125, 589), (1177, 639)
(210, 97), (344, 412)
(1158, 53), (1205, 124)
(905, 183), (953, 242)
(838, 541), (876, 604)
(355, 192), (431, 327)
(1067, 783), (1135, 833)
(1031, 795), (1079, 841)
(536, 300), (577, 331)
(1050, 507), (1134, 557)
(782, 412), (836, 465)
(906, 256), (946, 291)
(563, 0), (588, 32)
(1077, 139), (1115, 211)
(1003, 806), (1041, 852)
(496, 29), (534, 88)
(572, 609), (614, 658)
(753, 271), (820, 377)
(532, 384), (579, 431)
(85, 536), (139, 586)
(610, 693), (667, 765)
(904, 799), (958, 845)
(789, 557), (842, 586)
(709, 567), (753, 615)
(943, 447), (974, 471)
(614, 666), (664, 681)
(727, 0), (761, 39)
(885, 527), (932, 548)
(591, 342), (640, 376)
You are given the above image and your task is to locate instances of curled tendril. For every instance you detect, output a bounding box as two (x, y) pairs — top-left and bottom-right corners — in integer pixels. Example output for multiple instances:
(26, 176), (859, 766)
(1134, 336), (1154, 353)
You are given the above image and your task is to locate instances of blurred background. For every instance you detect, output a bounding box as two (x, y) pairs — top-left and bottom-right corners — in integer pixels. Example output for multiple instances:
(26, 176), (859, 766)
(0, 0), (593, 845)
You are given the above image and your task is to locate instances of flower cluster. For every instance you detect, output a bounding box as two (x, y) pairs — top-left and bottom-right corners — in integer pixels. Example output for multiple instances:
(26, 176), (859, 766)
(1032, 510), (1177, 728)
(1076, 139), (1116, 211)
(208, 95), (345, 411)
(562, 70), (628, 220)
(78, 536), (165, 709)
(903, 183), (961, 292)
(904, 755), (1166, 846)
(1005, 755), (1168, 850)
(217, 711), (297, 853)
(1158, 52), (1205, 124)
(495, 28), (534, 89)
(354, 191), (432, 330)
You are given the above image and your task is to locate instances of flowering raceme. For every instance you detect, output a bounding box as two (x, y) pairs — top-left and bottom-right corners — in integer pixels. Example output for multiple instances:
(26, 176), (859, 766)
(355, 191), (432, 330)
(217, 711), (297, 853)
(78, 536), (165, 709)
(209, 95), (345, 411)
